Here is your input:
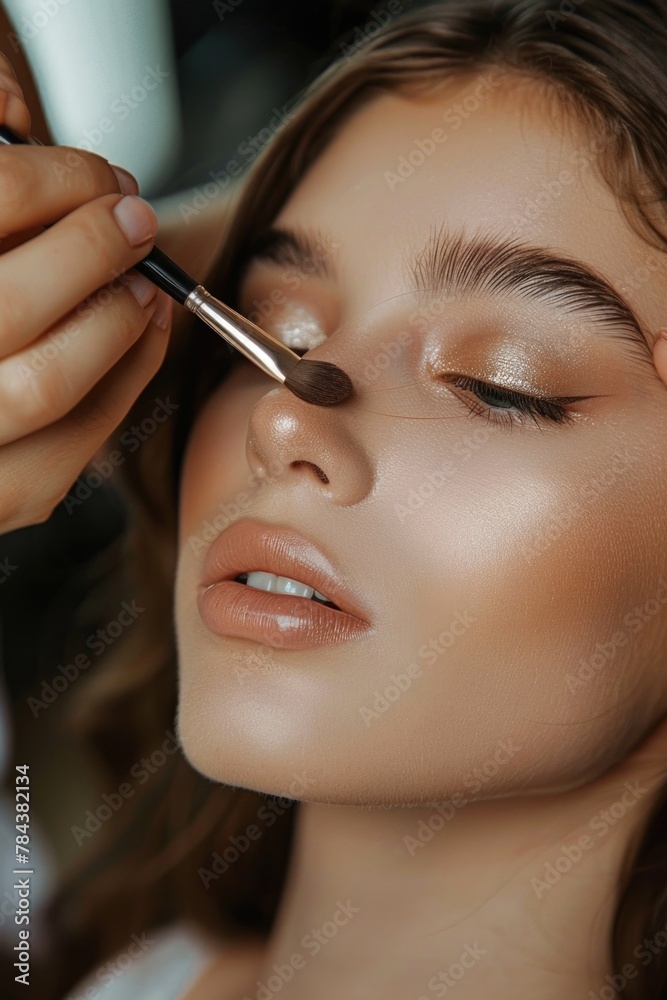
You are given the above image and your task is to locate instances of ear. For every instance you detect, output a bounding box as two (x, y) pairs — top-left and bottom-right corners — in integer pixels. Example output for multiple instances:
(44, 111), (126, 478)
(652, 329), (667, 385)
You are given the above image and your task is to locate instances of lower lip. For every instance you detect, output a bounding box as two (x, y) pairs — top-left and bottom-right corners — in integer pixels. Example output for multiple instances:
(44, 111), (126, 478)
(197, 580), (372, 650)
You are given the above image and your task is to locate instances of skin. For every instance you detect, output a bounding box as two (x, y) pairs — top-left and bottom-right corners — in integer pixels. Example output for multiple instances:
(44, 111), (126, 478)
(174, 75), (667, 998)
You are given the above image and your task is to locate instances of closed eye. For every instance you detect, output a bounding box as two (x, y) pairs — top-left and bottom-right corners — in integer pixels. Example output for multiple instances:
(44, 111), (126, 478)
(442, 374), (593, 431)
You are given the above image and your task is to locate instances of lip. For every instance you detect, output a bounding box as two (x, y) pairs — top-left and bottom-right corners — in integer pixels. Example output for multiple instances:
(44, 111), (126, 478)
(197, 518), (373, 650)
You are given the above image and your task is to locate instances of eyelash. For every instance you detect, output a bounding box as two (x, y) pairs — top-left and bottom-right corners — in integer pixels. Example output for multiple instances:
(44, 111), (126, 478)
(443, 374), (582, 430)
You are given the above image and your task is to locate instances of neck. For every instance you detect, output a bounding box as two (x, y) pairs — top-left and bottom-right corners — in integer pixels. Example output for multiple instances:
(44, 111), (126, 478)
(245, 719), (667, 1000)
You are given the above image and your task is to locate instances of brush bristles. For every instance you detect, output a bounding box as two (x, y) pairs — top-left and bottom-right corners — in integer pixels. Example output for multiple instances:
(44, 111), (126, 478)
(284, 359), (354, 406)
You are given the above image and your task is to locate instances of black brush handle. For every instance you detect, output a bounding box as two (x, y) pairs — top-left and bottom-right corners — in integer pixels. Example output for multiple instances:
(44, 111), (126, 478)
(134, 244), (197, 305)
(0, 124), (198, 305)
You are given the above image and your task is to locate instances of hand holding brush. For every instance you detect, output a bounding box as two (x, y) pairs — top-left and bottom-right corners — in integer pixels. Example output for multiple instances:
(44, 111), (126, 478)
(0, 125), (354, 408)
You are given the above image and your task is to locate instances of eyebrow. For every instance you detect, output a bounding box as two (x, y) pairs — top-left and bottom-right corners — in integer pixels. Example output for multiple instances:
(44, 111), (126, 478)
(241, 226), (335, 281)
(240, 222), (652, 363)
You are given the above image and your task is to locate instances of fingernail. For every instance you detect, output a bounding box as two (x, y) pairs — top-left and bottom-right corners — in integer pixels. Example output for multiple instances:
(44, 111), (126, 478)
(124, 272), (157, 307)
(152, 292), (173, 330)
(113, 195), (158, 246)
(110, 163), (139, 195)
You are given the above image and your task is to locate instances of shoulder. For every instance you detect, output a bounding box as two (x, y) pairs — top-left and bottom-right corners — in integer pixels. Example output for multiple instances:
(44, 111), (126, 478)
(68, 921), (262, 1000)
(181, 934), (265, 1000)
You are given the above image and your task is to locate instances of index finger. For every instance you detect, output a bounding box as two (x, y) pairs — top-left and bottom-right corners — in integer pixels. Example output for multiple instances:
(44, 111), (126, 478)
(0, 143), (134, 234)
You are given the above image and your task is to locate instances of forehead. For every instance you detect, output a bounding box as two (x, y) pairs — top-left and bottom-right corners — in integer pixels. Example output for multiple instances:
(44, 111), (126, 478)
(274, 75), (665, 343)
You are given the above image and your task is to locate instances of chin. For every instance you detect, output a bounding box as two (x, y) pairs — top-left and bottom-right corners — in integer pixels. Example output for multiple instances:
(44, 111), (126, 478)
(174, 670), (598, 811)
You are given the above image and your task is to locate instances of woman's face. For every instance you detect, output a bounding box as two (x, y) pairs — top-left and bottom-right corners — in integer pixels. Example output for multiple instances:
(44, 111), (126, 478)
(174, 74), (667, 805)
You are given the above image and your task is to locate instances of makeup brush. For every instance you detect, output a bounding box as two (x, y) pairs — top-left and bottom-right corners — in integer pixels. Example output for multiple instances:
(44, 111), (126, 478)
(0, 125), (354, 407)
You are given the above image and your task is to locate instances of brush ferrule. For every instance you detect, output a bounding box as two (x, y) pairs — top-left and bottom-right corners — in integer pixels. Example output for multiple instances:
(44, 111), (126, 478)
(184, 285), (300, 384)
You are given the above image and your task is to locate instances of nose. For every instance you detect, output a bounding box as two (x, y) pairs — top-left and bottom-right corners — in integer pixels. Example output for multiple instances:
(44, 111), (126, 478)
(246, 384), (374, 506)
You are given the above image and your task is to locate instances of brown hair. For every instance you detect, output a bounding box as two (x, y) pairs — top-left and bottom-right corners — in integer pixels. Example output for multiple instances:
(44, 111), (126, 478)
(50, 2), (667, 996)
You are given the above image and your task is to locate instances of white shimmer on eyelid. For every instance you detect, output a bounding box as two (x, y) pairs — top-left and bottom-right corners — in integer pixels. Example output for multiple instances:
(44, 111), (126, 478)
(485, 343), (546, 394)
(272, 306), (327, 351)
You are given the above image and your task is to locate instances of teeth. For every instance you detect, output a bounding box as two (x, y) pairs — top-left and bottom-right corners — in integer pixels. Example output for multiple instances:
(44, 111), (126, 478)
(245, 571), (314, 599)
(237, 572), (337, 605)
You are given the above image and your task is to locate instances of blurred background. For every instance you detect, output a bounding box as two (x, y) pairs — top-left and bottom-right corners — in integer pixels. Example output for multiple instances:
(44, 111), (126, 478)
(0, 0), (429, 996)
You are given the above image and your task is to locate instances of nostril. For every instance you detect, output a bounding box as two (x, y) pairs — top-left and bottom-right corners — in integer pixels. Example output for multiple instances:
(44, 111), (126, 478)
(291, 460), (330, 484)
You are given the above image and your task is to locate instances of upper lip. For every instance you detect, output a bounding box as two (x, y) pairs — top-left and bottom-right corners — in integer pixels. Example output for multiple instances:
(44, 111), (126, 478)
(199, 518), (372, 623)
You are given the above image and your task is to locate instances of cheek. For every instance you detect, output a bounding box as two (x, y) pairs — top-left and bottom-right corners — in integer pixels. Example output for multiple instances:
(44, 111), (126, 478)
(177, 365), (274, 546)
(364, 412), (666, 794)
